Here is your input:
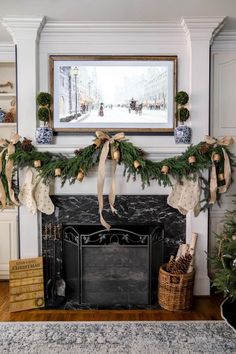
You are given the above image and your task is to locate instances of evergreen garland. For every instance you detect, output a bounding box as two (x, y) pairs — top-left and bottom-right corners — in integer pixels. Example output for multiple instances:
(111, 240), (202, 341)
(0, 132), (234, 211)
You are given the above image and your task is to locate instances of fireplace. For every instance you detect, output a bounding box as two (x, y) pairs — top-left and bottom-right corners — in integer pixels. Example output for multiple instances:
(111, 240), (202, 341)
(42, 195), (185, 308)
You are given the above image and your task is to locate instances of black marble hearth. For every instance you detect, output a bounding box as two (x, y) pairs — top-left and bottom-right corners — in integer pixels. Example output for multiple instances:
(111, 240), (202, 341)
(42, 195), (186, 309)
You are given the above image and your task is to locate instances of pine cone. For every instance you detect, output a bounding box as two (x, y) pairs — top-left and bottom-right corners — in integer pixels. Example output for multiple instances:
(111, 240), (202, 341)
(198, 143), (210, 155)
(74, 149), (82, 156)
(21, 138), (34, 152)
(166, 255), (175, 273)
(166, 253), (192, 274)
(172, 254), (192, 274)
(4, 112), (14, 123)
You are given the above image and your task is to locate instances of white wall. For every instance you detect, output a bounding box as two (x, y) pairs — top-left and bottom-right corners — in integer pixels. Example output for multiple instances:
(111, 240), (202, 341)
(1, 16), (226, 294)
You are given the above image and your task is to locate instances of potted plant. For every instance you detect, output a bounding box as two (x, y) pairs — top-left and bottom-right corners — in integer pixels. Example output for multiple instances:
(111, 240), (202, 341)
(211, 198), (236, 330)
(35, 92), (53, 144)
(174, 91), (191, 144)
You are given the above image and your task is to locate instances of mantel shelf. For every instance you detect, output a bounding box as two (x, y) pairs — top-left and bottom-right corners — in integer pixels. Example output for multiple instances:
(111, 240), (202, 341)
(35, 143), (190, 161)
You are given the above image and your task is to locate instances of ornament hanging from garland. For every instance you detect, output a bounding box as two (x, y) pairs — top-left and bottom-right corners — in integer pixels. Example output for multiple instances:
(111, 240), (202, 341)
(0, 131), (235, 229)
(161, 165), (170, 174)
(133, 160), (141, 170)
(112, 149), (120, 162)
(198, 142), (210, 155)
(188, 156), (196, 164)
(213, 153), (221, 162)
(54, 168), (61, 177)
(76, 169), (84, 182)
(34, 160), (41, 168)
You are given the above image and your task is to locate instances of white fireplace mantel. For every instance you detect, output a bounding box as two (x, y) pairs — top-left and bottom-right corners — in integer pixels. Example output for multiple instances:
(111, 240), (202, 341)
(1, 16), (226, 295)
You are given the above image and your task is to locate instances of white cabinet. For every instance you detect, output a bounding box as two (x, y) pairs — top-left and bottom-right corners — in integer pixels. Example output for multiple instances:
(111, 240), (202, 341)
(0, 210), (18, 279)
(0, 44), (18, 279)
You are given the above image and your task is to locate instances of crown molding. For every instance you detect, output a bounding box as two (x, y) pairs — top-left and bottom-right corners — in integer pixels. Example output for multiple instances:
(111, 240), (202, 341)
(181, 16), (226, 43)
(1, 17), (46, 43)
(43, 20), (183, 34)
(40, 20), (186, 45)
(212, 30), (236, 51)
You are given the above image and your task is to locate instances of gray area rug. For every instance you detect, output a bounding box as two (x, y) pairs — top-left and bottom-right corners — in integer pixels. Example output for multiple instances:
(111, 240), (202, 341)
(0, 321), (235, 354)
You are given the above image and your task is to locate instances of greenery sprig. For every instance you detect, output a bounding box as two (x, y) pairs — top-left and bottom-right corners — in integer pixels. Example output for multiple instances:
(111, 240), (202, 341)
(211, 197), (236, 299)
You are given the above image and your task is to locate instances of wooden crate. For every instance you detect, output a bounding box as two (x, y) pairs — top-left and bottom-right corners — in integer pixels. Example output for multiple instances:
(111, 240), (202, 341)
(9, 257), (45, 312)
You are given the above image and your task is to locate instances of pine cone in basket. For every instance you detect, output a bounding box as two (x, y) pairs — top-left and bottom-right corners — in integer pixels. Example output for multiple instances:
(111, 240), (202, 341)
(166, 255), (175, 273)
(167, 253), (192, 274)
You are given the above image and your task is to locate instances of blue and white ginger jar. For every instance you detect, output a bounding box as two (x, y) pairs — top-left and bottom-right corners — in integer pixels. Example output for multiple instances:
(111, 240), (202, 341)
(174, 124), (192, 144)
(35, 126), (53, 144)
(0, 108), (6, 123)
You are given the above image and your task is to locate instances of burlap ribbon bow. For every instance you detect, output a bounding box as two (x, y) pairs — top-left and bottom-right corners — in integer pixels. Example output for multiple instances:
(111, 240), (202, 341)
(96, 131), (125, 229)
(0, 133), (21, 210)
(204, 135), (234, 204)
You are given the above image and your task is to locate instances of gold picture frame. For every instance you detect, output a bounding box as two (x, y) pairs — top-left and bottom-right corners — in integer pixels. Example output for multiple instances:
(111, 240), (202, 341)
(49, 55), (177, 133)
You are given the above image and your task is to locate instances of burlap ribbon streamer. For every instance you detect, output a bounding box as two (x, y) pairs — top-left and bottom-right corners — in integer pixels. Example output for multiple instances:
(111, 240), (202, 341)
(0, 133), (21, 210)
(96, 131), (125, 229)
(204, 135), (234, 204)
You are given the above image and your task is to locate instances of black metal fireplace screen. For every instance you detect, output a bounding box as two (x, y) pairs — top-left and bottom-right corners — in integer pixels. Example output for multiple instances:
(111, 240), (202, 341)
(63, 224), (164, 307)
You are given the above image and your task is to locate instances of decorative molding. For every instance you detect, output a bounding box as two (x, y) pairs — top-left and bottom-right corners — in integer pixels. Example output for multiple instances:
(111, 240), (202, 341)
(1, 17), (46, 43)
(43, 20), (183, 34)
(212, 30), (236, 52)
(40, 20), (186, 45)
(181, 16), (226, 43)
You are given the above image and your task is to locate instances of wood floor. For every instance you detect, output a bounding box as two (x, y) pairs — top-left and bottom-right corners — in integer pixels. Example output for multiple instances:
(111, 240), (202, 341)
(0, 281), (223, 322)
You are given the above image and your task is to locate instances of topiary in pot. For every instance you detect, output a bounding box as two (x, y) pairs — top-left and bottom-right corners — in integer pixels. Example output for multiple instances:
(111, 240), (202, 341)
(175, 91), (189, 106)
(36, 92), (52, 107)
(35, 92), (53, 144)
(174, 91), (191, 144)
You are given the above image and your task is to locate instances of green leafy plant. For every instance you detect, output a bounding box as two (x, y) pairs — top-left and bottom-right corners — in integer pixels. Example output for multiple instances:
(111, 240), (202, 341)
(175, 91), (189, 106)
(36, 92), (52, 125)
(38, 107), (50, 123)
(36, 92), (52, 106)
(175, 91), (190, 123)
(211, 198), (236, 300)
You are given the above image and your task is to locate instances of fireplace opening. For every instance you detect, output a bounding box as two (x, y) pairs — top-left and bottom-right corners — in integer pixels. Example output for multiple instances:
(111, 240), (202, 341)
(42, 195), (186, 309)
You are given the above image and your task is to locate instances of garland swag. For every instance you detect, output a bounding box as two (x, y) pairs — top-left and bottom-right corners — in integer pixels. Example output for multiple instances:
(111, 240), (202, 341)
(0, 132), (235, 215)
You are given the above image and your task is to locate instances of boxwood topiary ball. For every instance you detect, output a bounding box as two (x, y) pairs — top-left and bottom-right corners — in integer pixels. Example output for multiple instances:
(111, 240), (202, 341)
(175, 91), (189, 105)
(37, 92), (52, 106)
(175, 107), (190, 122)
(38, 107), (50, 122)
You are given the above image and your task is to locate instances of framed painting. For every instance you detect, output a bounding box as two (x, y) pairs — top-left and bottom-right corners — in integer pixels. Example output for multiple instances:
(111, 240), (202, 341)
(49, 55), (177, 133)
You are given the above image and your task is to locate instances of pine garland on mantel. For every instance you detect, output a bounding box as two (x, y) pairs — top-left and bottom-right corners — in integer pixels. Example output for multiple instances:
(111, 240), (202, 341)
(0, 131), (235, 213)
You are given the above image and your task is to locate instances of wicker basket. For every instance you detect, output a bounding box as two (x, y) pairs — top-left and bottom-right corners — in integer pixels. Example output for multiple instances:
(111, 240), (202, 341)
(158, 264), (195, 311)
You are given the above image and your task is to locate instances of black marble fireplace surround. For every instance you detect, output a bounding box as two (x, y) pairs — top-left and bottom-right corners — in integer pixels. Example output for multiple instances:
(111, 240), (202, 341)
(42, 195), (185, 309)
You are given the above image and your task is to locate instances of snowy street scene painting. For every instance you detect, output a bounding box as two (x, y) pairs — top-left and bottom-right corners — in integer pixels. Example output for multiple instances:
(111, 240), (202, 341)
(51, 56), (177, 132)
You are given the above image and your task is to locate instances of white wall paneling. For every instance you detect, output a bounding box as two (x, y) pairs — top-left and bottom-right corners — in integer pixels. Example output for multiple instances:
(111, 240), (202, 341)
(0, 43), (18, 279)
(0, 210), (18, 279)
(210, 36), (236, 262)
(2, 17), (45, 259)
(1, 16), (226, 294)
